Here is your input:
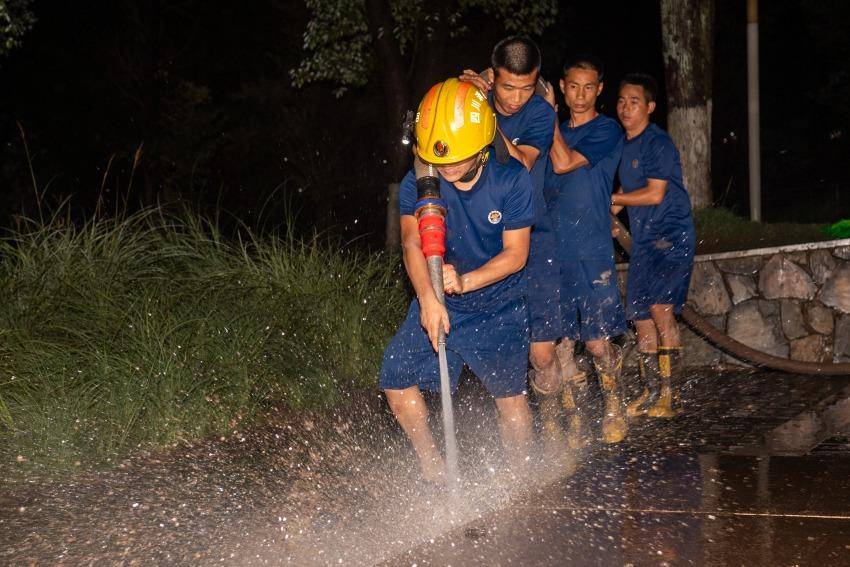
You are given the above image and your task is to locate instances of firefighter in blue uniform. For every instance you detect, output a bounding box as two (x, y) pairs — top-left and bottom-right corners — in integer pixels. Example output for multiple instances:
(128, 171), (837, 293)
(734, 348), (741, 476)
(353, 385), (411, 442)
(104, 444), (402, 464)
(543, 55), (629, 444)
(380, 79), (536, 482)
(611, 73), (696, 419)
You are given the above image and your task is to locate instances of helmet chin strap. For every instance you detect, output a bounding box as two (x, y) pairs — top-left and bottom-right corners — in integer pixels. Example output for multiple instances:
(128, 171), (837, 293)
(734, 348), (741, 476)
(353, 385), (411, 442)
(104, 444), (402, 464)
(457, 150), (489, 183)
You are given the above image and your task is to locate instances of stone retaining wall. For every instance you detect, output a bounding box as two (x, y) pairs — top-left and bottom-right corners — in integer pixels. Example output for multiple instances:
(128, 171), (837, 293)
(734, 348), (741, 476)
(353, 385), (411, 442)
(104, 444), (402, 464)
(616, 239), (850, 367)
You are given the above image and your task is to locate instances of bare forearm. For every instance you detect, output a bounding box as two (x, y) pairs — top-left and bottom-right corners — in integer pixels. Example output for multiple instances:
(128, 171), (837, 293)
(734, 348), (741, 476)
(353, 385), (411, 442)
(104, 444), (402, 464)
(402, 242), (440, 304)
(611, 185), (664, 206)
(459, 248), (528, 293)
(500, 131), (533, 170)
(549, 123), (588, 174)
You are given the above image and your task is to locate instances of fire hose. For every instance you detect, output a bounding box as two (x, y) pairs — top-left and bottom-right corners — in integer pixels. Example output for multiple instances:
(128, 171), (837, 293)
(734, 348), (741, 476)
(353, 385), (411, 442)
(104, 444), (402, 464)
(610, 215), (850, 375)
(410, 147), (460, 489)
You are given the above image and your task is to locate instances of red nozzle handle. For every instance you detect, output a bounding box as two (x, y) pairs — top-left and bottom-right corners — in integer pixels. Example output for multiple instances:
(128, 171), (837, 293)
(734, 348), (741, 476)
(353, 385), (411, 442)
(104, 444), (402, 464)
(419, 213), (446, 258)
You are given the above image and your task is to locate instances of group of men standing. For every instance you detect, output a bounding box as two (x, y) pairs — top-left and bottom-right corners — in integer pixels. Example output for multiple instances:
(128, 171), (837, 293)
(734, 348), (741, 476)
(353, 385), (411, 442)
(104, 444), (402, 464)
(379, 36), (696, 483)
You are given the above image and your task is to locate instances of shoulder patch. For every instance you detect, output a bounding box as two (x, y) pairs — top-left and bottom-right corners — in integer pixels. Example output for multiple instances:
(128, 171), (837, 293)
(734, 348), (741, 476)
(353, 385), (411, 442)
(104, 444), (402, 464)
(488, 210), (503, 224)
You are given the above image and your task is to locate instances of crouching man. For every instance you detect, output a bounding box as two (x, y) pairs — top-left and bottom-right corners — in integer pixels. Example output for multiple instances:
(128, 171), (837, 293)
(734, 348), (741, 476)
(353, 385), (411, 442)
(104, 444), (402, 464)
(380, 78), (536, 482)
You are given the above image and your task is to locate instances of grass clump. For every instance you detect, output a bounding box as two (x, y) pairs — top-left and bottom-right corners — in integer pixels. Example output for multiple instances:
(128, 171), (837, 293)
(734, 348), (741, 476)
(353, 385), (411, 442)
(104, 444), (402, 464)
(0, 209), (406, 476)
(694, 208), (831, 254)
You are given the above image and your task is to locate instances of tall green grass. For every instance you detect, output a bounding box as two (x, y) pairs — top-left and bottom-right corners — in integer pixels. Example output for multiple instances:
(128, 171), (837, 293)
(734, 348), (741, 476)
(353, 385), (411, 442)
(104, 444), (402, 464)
(0, 209), (407, 475)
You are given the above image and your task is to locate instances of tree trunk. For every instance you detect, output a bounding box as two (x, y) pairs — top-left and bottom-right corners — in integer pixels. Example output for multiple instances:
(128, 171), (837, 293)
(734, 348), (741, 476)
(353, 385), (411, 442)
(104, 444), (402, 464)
(385, 182), (400, 251)
(660, 0), (714, 210)
(365, 0), (410, 252)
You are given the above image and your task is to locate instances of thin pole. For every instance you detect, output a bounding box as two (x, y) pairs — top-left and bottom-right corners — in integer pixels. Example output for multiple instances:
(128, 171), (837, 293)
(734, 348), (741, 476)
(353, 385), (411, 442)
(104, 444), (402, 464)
(747, 0), (762, 221)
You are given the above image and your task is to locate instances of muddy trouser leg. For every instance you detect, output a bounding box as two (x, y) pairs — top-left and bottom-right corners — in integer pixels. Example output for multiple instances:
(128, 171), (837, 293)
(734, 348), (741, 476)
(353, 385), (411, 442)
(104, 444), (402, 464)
(627, 350), (661, 418)
(647, 346), (683, 418)
(594, 344), (628, 444)
(556, 341), (590, 450)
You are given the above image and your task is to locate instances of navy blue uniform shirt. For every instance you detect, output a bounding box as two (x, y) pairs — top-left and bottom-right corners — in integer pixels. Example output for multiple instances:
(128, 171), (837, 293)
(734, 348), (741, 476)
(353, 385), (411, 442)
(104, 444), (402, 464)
(399, 151), (535, 312)
(546, 114), (623, 260)
(618, 123), (695, 256)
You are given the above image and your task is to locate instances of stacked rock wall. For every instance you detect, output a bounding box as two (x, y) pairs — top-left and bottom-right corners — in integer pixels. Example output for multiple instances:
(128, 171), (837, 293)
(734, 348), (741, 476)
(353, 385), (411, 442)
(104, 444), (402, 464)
(616, 239), (850, 367)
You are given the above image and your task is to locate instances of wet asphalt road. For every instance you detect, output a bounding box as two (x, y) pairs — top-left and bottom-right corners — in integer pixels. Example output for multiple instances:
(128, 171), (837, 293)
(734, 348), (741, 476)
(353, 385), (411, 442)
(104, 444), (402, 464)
(3, 369), (850, 566)
(391, 370), (850, 567)
(395, 450), (850, 566)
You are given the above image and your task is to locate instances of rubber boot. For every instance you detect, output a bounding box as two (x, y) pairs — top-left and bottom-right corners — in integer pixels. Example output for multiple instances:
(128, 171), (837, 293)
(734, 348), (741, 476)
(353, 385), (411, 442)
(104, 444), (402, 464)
(627, 351), (662, 418)
(647, 346), (683, 418)
(595, 345), (628, 444)
(561, 372), (590, 450)
(529, 359), (567, 451)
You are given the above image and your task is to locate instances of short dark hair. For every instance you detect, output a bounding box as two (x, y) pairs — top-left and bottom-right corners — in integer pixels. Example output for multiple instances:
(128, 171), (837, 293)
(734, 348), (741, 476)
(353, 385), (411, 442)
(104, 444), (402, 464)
(619, 73), (658, 103)
(562, 54), (604, 81)
(491, 36), (541, 76)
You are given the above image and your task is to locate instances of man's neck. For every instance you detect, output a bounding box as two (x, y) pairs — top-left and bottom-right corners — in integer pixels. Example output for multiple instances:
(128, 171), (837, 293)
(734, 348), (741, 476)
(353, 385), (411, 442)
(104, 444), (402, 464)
(570, 108), (598, 128)
(626, 120), (650, 140)
(453, 163), (484, 191)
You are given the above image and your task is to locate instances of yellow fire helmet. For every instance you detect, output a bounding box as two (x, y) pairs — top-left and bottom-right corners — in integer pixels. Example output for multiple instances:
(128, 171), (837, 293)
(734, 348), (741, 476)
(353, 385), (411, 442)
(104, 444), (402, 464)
(415, 78), (496, 165)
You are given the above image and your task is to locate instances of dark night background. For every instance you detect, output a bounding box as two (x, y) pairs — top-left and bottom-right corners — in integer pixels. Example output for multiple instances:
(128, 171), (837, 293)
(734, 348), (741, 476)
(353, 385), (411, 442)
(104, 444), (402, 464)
(1, 0), (848, 245)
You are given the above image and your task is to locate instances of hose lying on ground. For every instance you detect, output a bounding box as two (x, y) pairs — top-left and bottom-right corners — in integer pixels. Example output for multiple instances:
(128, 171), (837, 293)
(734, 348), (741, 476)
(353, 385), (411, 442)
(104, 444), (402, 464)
(610, 215), (850, 376)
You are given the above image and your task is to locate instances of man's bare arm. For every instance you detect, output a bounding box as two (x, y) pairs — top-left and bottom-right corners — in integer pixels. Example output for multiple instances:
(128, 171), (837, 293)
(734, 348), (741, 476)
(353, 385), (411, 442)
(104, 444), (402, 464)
(443, 227), (531, 294)
(549, 122), (589, 174)
(499, 129), (541, 172)
(611, 178), (667, 207)
(401, 215), (450, 350)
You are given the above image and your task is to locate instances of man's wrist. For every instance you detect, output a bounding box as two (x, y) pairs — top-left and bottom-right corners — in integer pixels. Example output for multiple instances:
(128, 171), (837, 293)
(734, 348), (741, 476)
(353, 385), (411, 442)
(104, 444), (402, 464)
(460, 273), (472, 294)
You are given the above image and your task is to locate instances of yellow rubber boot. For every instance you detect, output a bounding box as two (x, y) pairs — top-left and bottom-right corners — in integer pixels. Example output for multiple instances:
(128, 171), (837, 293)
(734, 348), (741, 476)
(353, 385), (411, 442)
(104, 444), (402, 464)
(646, 346), (683, 418)
(595, 346), (628, 444)
(627, 350), (661, 418)
(562, 372), (590, 450)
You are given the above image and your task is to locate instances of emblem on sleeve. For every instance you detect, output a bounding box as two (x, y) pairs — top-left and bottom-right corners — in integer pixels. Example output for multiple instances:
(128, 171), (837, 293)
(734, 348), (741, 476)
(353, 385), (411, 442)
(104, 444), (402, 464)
(488, 210), (502, 224)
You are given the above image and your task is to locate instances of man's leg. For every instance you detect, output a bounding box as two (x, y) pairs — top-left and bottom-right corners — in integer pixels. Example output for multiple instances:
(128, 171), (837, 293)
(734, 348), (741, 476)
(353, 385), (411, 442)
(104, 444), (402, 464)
(384, 386), (446, 482)
(494, 394), (534, 470)
(647, 304), (683, 418)
(556, 339), (590, 449)
(529, 340), (560, 393)
(586, 338), (627, 443)
(626, 319), (662, 417)
(529, 340), (568, 450)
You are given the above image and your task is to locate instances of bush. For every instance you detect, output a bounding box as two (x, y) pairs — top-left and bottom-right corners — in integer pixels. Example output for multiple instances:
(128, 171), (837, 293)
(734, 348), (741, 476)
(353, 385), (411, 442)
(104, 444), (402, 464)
(693, 207), (830, 254)
(0, 209), (407, 475)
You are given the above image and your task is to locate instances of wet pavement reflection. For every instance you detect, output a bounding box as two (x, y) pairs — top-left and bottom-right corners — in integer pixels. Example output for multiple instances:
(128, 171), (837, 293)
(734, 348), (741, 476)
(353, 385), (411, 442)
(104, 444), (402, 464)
(397, 450), (850, 566)
(394, 371), (850, 567)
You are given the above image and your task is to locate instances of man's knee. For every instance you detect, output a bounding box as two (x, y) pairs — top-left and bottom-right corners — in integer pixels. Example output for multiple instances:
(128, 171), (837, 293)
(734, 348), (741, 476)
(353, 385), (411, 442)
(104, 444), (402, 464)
(495, 394), (531, 419)
(649, 303), (675, 322)
(529, 341), (556, 370)
(585, 338), (609, 360)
